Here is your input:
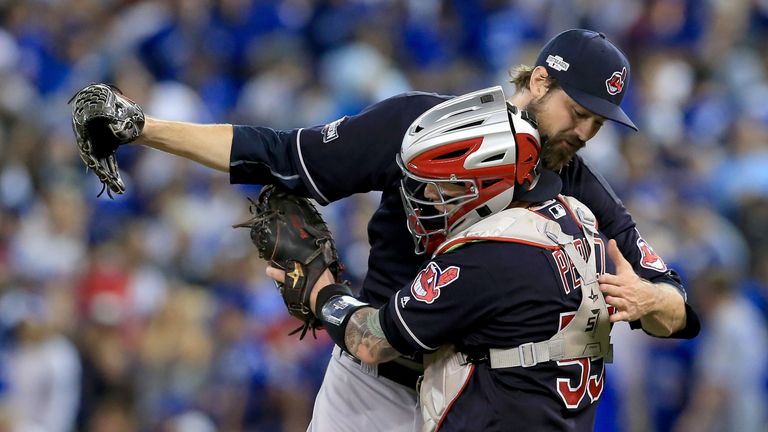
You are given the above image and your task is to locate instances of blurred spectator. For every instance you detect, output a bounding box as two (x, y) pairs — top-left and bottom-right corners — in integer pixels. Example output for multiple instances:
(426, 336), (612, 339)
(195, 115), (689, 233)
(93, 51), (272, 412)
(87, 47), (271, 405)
(136, 286), (213, 429)
(0, 289), (80, 432)
(673, 270), (768, 432)
(162, 410), (216, 432)
(84, 395), (137, 432)
(8, 185), (88, 283)
(711, 118), (768, 214)
(75, 315), (136, 432)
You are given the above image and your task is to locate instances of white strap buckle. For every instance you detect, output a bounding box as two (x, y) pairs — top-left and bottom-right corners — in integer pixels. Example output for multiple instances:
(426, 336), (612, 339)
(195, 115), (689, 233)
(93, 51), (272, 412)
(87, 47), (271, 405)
(518, 342), (537, 367)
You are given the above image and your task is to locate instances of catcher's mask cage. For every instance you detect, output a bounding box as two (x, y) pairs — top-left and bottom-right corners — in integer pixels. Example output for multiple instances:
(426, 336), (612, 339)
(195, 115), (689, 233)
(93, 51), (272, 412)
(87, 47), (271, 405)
(398, 86), (544, 255)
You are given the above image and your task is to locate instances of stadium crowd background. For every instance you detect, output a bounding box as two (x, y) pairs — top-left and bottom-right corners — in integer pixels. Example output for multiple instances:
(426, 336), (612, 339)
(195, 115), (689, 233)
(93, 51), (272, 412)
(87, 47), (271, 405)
(0, 0), (766, 431)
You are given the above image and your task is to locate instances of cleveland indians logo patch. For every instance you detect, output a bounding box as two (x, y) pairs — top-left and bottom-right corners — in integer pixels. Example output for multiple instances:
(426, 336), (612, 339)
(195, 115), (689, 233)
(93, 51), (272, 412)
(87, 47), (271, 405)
(605, 67), (627, 95)
(637, 237), (667, 272)
(410, 262), (460, 304)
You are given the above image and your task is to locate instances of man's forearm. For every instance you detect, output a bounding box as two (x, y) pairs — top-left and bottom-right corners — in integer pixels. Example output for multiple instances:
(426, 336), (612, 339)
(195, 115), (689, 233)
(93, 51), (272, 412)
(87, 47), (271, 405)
(640, 282), (686, 337)
(345, 307), (401, 365)
(137, 117), (233, 172)
(309, 279), (402, 365)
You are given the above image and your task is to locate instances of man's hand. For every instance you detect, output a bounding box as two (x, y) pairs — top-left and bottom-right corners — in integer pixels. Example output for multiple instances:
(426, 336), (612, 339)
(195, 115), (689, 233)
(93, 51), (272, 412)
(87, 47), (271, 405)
(266, 266), (335, 315)
(599, 239), (685, 336)
(599, 239), (658, 322)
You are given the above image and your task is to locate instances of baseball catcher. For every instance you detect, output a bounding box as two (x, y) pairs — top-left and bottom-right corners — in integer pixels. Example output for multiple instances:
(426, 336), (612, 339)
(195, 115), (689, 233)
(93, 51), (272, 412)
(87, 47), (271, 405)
(69, 83), (145, 197)
(235, 185), (346, 338)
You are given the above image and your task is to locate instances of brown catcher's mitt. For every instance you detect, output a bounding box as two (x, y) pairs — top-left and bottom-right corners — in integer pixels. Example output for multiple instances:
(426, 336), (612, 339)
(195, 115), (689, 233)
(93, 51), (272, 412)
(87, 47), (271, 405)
(235, 185), (344, 338)
(70, 83), (144, 197)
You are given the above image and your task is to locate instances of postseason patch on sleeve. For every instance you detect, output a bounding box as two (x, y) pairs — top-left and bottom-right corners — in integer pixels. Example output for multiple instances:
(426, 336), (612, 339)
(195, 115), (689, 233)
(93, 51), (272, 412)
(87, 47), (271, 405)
(321, 117), (345, 142)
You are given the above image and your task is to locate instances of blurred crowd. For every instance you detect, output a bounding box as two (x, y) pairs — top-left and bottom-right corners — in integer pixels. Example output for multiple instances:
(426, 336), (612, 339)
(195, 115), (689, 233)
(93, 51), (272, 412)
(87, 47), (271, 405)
(0, 0), (767, 431)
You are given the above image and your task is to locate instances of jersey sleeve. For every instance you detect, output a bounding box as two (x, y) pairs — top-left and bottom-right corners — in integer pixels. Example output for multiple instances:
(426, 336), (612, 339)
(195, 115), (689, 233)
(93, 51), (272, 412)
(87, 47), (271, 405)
(230, 127), (309, 193)
(229, 92), (448, 204)
(378, 245), (515, 355)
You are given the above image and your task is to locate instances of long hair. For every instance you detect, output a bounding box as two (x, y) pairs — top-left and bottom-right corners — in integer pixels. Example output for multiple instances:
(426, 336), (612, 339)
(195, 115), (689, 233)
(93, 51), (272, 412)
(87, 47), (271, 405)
(508, 65), (561, 94)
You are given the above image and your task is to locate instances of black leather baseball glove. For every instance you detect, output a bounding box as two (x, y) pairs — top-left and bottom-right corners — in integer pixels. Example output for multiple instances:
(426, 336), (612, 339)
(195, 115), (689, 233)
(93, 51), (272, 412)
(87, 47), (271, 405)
(235, 185), (344, 338)
(70, 83), (145, 197)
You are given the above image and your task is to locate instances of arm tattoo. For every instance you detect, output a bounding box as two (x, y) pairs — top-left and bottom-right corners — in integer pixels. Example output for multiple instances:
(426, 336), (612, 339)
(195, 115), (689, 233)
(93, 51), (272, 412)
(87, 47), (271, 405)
(345, 307), (400, 364)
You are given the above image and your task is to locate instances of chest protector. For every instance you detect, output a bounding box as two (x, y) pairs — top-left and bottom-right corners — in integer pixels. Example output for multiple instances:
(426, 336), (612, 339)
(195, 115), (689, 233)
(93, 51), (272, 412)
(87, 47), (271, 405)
(420, 196), (612, 432)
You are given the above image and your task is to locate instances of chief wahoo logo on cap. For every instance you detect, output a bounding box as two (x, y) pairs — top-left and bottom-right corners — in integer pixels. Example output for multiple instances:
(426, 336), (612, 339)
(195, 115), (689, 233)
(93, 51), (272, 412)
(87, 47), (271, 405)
(605, 67), (627, 95)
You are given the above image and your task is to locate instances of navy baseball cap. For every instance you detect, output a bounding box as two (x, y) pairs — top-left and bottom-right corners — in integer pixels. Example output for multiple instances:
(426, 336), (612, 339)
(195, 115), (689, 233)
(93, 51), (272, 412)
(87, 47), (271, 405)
(535, 29), (638, 131)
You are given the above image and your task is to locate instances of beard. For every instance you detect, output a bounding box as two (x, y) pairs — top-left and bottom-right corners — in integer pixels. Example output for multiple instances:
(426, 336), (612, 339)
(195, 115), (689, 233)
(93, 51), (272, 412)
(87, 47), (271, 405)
(525, 95), (585, 171)
(540, 138), (582, 171)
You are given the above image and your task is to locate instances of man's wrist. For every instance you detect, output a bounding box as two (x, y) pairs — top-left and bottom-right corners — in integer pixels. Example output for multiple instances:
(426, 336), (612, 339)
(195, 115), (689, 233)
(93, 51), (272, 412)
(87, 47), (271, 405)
(643, 278), (663, 314)
(642, 280), (679, 314)
(313, 283), (367, 353)
(639, 280), (686, 336)
(136, 116), (157, 144)
(313, 283), (354, 315)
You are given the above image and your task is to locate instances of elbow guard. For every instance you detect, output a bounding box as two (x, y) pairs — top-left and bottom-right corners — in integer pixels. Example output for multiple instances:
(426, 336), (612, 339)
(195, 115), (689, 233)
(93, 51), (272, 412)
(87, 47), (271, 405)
(316, 284), (369, 353)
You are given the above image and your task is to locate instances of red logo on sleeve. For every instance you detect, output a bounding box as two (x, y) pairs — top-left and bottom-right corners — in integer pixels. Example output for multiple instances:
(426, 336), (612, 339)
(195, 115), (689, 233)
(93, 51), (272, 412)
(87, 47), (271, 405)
(410, 262), (461, 304)
(637, 238), (667, 272)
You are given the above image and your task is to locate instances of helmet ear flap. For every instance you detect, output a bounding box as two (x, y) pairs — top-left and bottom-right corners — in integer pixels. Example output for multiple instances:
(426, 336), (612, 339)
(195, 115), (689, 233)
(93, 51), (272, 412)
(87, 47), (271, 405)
(508, 106), (543, 188)
(515, 133), (542, 185)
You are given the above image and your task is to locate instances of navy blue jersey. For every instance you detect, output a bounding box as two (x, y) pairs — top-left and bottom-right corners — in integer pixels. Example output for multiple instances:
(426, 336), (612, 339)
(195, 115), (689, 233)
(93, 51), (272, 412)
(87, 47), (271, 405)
(378, 199), (616, 431)
(230, 91), (697, 337)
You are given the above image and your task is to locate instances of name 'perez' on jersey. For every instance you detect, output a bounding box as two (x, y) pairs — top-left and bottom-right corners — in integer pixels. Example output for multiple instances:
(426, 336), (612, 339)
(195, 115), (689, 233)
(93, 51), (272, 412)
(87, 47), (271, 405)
(534, 200), (608, 296)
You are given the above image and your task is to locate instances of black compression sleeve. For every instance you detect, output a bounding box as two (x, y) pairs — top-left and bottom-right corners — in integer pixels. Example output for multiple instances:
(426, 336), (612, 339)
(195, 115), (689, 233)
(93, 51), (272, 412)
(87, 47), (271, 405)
(316, 284), (368, 353)
(315, 283), (354, 312)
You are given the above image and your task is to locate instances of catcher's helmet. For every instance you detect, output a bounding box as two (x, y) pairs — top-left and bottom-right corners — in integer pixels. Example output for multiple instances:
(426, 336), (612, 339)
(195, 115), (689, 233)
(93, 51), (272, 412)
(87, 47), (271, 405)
(398, 86), (561, 254)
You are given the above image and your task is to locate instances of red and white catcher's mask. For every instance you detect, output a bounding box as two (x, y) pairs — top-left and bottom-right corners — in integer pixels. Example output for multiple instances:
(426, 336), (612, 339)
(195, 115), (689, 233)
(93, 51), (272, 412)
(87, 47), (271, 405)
(398, 86), (561, 255)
